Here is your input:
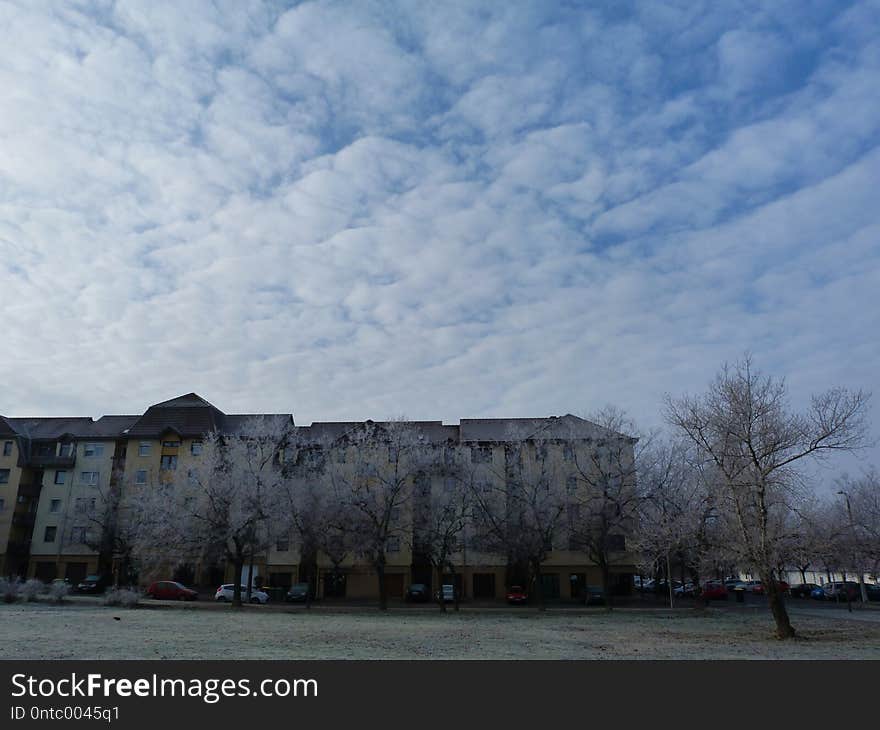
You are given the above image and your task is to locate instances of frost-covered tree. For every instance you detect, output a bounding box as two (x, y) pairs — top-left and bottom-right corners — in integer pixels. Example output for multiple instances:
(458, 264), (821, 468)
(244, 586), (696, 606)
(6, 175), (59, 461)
(130, 416), (294, 606)
(665, 355), (870, 639)
(567, 407), (642, 609)
(468, 431), (569, 610)
(327, 419), (434, 610)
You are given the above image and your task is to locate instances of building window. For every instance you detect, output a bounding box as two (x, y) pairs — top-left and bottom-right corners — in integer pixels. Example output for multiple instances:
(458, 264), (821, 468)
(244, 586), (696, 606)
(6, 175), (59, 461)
(54, 470), (67, 485)
(44, 526), (57, 543)
(83, 443), (104, 457)
(138, 442), (151, 456)
(71, 526), (87, 544)
(186, 469), (198, 486)
(0, 469), (9, 484)
(0, 498), (5, 511)
(2, 441), (11, 456)
(607, 534), (626, 552)
(190, 441), (203, 456)
(160, 455), (178, 471)
(387, 536), (401, 553)
(50, 499), (61, 513)
(59, 443), (74, 457)
(135, 470), (147, 485)
(74, 497), (95, 513)
(162, 441), (180, 448)
(390, 506), (401, 522)
(275, 539), (290, 552)
(80, 471), (99, 486)
(471, 446), (492, 464)
(562, 443), (574, 462)
(566, 475), (578, 494)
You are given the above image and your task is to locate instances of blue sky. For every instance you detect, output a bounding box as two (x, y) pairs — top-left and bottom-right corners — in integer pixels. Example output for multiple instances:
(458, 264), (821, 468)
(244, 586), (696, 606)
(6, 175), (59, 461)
(0, 1), (878, 475)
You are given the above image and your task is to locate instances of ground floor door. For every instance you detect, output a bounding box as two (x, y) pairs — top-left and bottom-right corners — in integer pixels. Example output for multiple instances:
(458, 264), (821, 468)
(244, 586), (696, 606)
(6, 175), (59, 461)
(472, 573), (496, 599)
(383, 573), (405, 599)
(540, 573), (561, 599)
(34, 561), (56, 582)
(65, 562), (88, 585)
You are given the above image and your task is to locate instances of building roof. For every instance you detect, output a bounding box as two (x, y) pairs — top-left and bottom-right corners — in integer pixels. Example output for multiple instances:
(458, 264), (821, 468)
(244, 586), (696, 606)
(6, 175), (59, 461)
(0, 415), (17, 438)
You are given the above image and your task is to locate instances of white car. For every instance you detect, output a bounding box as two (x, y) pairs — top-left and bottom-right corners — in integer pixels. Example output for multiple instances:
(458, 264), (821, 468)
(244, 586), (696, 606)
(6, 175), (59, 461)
(214, 584), (269, 604)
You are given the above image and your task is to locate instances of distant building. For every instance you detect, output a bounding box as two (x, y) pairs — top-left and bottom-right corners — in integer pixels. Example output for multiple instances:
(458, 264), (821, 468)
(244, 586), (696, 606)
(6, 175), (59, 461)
(0, 394), (638, 600)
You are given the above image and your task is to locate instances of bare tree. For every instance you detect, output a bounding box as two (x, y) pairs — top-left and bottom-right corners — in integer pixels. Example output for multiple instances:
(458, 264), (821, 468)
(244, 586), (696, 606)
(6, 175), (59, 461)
(467, 432), (568, 610)
(327, 419), (433, 610)
(412, 464), (472, 612)
(129, 416), (293, 607)
(567, 407), (641, 610)
(665, 355), (870, 639)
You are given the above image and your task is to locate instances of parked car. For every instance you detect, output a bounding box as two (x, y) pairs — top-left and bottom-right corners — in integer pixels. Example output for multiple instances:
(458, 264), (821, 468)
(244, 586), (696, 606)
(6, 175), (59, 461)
(673, 582), (698, 597)
(214, 584), (268, 604)
(866, 584), (880, 602)
(790, 583), (819, 598)
(506, 585), (528, 605)
(436, 584), (456, 603)
(583, 585), (606, 606)
(810, 585), (827, 600)
(285, 583), (314, 603)
(405, 583), (430, 603)
(76, 574), (111, 594)
(823, 582), (861, 602)
(724, 579), (742, 592)
(744, 580), (764, 594)
(701, 582), (729, 601)
(146, 581), (198, 601)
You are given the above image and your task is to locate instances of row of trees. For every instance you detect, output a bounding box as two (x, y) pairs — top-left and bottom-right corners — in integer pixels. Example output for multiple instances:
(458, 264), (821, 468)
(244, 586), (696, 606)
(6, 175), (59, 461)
(120, 414), (640, 611)
(86, 355), (873, 641)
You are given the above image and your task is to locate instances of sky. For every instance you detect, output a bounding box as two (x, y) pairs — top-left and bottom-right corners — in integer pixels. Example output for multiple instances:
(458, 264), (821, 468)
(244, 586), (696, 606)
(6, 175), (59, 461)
(1, 1), (878, 477)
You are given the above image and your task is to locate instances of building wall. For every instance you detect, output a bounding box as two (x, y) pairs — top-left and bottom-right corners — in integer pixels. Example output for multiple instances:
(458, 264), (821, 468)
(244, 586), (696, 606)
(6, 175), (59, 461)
(0, 438), (22, 574)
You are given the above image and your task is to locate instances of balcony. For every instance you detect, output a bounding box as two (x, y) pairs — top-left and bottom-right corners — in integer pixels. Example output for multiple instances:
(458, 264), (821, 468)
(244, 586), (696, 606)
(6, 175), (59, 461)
(11, 512), (36, 528)
(16, 482), (43, 498)
(21, 454), (75, 469)
(6, 540), (32, 556)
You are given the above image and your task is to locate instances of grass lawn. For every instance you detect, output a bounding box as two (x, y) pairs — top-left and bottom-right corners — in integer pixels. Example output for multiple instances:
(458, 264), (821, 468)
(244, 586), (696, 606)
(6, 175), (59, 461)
(1, 601), (878, 660)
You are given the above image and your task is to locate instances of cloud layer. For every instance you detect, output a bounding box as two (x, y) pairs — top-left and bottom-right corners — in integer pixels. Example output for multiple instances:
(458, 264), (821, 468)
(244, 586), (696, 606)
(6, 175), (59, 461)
(1, 1), (878, 473)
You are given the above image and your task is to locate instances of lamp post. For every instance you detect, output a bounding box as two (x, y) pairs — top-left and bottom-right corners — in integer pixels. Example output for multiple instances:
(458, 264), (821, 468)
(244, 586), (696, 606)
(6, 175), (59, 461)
(837, 490), (869, 604)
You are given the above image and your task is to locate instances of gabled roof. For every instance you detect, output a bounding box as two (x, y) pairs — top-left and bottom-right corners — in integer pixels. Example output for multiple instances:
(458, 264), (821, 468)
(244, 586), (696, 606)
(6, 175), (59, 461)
(126, 394), (227, 438)
(5, 417), (95, 440)
(0, 415), (17, 438)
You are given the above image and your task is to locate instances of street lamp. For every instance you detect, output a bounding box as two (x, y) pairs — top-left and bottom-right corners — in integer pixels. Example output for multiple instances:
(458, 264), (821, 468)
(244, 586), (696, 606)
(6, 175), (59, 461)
(837, 490), (869, 604)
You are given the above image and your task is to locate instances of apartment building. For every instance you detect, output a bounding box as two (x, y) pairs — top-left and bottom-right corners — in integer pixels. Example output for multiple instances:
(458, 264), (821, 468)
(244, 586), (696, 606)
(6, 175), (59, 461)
(0, 394), (639, 600)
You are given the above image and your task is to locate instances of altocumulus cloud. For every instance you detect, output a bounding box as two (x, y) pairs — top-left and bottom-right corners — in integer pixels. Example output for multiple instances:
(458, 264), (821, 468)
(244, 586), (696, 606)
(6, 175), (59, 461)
(0, 0), (878, 470)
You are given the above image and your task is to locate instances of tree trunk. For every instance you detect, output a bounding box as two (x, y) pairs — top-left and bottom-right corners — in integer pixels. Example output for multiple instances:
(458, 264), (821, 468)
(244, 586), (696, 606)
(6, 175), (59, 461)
(599, 556), (612, 612)
(376, 558), (387, 611)
(437, 564), (446, 613)
(666, 553), (674, 610)
(799, 567), (807, 585)
(451, 565), (460, 612)
(232, 558), (244, 607)
(767, 581), (796, 639)
(533, 561), (545, 611)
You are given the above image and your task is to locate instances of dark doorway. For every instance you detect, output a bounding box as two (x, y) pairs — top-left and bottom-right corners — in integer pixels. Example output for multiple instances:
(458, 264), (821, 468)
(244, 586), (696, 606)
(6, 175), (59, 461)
(324, 572), (346, 598)
(540, 573), (561, 599)
(65, 562), (88, 585)
(569, 572), (586, 599)
(35, 561), (56, 582)
(472, 573), (496, 599)
(383, 573), (404, 599)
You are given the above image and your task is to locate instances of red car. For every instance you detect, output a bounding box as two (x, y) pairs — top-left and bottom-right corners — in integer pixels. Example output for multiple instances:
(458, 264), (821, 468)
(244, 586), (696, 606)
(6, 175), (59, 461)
(746, 580), (789, 595)
(146, 581), (198, 601)
(700, 582), (728, 600)
(506, 585), (528, 605)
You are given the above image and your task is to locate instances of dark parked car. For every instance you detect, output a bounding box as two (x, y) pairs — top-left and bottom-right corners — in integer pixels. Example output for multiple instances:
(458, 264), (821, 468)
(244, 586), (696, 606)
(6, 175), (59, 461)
(76, 574), (111, 594)
(506, 585), (528, 605)
(823, 582), (861, 601)
(583, 585), (606, 606)
(810, 585), (827, 600)
(146, 581), (198, 601)
(285, 583), (314, 603)
(405, 583), (430, 603)
(790, 583), (819, 598)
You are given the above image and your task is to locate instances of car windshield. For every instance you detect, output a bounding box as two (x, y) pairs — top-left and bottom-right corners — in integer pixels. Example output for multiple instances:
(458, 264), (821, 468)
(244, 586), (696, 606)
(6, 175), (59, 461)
(84, 575), (100, 581)
(510, 586), (523, 592)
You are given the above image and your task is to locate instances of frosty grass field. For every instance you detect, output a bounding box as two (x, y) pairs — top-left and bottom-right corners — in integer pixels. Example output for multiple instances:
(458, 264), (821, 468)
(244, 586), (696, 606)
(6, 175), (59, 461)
(1, 602), (879, 660)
